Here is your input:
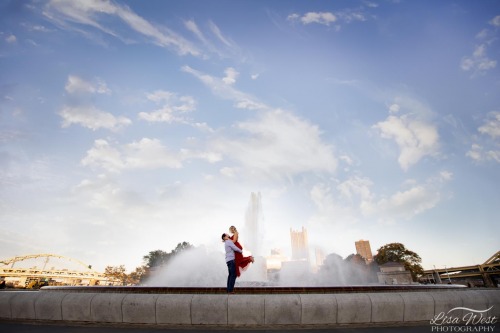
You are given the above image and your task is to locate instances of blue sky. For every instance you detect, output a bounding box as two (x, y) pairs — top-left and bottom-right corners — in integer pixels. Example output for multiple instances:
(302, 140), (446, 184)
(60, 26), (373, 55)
(1, 0), (499, 273)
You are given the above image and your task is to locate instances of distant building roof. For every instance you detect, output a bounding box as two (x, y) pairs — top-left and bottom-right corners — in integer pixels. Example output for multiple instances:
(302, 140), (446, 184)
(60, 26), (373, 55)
(380, 261), (404, 267)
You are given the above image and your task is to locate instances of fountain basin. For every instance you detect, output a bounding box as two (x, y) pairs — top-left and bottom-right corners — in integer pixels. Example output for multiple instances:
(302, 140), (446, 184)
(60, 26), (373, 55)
(41, 284), (466, 293)
(0, 285), (498, 327)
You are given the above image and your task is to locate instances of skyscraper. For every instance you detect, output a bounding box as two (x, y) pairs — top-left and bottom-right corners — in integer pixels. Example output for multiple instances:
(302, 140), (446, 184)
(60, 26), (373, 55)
(290, 227), (309, 260)
(355, 239), (373, 263)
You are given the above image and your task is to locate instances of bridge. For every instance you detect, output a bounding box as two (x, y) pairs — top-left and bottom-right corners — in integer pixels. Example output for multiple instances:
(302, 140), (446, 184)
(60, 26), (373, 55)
(0, 254), (118, 288)
(419, 250), (500, 287)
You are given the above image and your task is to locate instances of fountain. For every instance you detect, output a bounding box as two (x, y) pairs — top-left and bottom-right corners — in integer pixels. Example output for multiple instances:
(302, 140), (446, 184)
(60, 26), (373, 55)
(1, 192), (499, 328)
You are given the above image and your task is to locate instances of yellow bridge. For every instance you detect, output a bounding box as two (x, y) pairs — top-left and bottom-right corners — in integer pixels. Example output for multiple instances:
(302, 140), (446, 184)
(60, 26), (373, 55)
(0, 254), (115, 288)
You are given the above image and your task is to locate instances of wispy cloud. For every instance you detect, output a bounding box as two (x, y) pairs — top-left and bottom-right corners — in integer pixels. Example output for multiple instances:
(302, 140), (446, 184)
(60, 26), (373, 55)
(460, 15), (499, 76)
(138, 90), (196, 124)
(59, 75), (128, 131)
(210, 109), (337, 179)
(65, 75), (110, 95)
(466, 111), (500, 163)
(81, 138), (220, 173)
(290, 12), (337, 26)
(59, 105), (131, 131)
(44, 0), (200, 56)
(182, 65), (269, 110)
(208, 20), (232, 47)
(490, 15), (500, 27)
(287, 8), (367, 28)
(81, 138), (183, 172)
(309, 170), (450, 227)
(5, 34), (17, 43)
(222, 67), (239, 85)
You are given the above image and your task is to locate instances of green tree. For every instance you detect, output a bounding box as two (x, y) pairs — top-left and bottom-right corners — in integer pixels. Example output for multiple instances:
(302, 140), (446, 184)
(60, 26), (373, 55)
(143, 250), (170, 268)
(172, 241), (193, 254)
(345, 253), (366, 265)
(374, 243), (424, 281)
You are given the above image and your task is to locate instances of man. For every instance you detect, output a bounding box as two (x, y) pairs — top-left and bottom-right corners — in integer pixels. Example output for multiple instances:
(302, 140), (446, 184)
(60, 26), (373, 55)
(222, 233), (243, 293)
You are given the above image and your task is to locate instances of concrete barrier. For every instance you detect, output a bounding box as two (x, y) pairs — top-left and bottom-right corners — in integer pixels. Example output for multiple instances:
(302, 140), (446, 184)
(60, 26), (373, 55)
(0, 289), (498, 327)
(156, 294), (192, 324)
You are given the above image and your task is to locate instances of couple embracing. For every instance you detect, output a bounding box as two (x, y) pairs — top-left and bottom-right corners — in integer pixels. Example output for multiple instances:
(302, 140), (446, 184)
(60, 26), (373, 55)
(221, 226), (254, 293)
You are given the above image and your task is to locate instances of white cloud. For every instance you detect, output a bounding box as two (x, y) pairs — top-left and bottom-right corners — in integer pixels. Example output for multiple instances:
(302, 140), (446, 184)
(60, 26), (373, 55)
(220, 167), (236, 178)
(461, 16), (499, 75)
(337, 176), (373, 202)
(81, 140), (124, 173)
(439, 170), (453, 182)
(81, 138), (220, 173)
(59, 105), (131, 131)
(182, 65), (269, 111)
(362, 185), (440, 222)
(466, 112), (500, 163)
(222, 67), (239, 85)
(389, 103), (400, 113)
(287, 9), (366, 27)
(208, 20), (231, 47)
(45, 0), (200, 56)
(184, 20), (206, 44)
(466, 144), (483, 162)
(124, 138), (183, 169)
(212, 109), (337, 178)
(293, 12), (337, 26)
(138, 90), (196, 123)
(373, 114), (439, 171)
(302, 12), (337, 25)
(82, 138), (183, 172)
(373, 99), (439, 171)
(6, 34), (17, 43)
(486, 150), (500, 163)
(65, 75), (110, 95)
(478, 111), (500, 138)
(490, 15), (500, 27)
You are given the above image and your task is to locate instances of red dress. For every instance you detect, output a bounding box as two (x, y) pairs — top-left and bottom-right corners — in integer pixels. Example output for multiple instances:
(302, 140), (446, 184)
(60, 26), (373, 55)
(230, 235), (253, 277)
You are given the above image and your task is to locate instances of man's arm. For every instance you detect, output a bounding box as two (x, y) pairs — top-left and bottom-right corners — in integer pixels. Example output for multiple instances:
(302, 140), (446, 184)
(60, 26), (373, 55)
(227, 241), (242, 253)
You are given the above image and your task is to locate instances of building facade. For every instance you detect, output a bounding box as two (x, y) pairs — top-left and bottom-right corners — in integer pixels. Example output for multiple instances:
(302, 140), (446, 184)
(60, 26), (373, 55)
(290, 227), (309, 261)
(355, 239), (373, 263)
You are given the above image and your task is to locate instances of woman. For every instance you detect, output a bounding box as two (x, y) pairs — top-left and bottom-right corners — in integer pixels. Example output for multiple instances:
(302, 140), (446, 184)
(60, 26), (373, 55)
(229, 225), (254, 277)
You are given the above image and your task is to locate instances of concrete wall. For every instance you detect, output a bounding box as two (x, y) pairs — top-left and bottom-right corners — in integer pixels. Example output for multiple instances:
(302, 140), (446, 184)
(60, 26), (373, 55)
(0, 289), (499, 327)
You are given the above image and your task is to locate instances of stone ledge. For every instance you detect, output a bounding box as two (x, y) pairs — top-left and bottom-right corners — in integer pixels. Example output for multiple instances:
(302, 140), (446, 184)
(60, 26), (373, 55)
(0, 289), (498, 326)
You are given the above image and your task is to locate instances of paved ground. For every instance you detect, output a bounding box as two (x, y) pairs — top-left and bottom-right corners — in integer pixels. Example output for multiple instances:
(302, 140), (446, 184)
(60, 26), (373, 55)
(3, 321), (498, 333)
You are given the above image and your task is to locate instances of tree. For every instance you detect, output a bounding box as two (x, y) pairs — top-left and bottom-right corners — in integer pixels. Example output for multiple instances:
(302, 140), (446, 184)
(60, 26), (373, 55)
(127, 265), (147, 285)
(374, 243), (424, 281)
(172, 241), (193, 254)
(345, 253), (366, 265)
(143, 250), (170, 268)
(317, 253), (347, 284)
(104, 265), (127, 285)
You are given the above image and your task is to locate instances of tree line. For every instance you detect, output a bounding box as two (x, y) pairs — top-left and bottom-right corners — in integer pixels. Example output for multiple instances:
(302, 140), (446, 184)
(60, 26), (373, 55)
(103, 242), (423, 285)
(103, 241), (193, 285)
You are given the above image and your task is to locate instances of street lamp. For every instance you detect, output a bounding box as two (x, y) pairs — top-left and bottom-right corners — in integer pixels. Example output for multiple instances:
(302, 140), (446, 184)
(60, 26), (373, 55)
(444, 265), (452, 283)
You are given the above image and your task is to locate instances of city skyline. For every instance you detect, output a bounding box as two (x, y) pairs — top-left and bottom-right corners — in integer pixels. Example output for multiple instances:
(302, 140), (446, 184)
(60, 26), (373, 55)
(1, 1), (499, 272)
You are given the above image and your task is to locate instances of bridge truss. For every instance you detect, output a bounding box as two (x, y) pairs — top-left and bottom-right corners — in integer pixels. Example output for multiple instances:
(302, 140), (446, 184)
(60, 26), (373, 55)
(0, 254), (117, 288)
(420, 251), (500, 287)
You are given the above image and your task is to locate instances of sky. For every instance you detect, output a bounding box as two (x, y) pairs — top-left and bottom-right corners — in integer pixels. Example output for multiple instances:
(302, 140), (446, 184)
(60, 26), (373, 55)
(1, 0), (499, 274)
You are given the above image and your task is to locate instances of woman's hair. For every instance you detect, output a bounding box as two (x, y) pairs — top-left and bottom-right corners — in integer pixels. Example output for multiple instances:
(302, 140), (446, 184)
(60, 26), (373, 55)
(230, 225), (237, 232)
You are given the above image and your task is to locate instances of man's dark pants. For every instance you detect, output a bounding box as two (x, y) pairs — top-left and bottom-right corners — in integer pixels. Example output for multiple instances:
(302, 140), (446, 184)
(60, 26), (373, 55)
(226, 259), (237, 292)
